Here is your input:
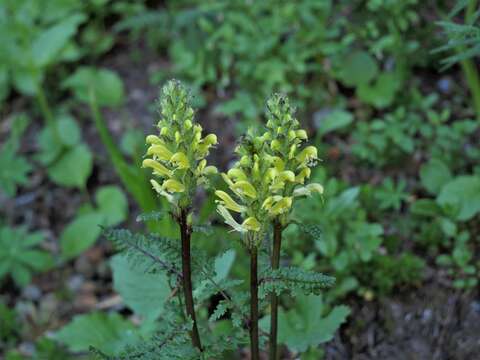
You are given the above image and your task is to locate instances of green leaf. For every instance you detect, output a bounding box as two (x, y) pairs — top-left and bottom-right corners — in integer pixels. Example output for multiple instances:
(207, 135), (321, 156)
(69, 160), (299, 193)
(420, 159), (452, 195)
(47, 144), (93, 188)
(54, 312), (139, 356)
(62, 67), (125, 107)
(437, 176), (480, 221)
(261, 295), (350, 353)
(357, 72), (400, 108)
(111, 254), (170, 321)
(410, 199), (442, 217)
(60, 213), (104, 259)
(96, 186), (128, 227)
(0, 226), (53, 287)
(32, 14), (86, 67)
(317, 109), (353, 136)
(339, 51), (378, 87)
(0, 142), (31, 197)
(56, 114), (81, 147)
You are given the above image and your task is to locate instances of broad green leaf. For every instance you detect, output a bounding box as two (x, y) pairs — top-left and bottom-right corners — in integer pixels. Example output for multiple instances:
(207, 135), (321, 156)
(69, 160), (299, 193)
(317, 110), (353, 136)
(56, 114), (81, 147)
(339, 51), (378, 87)
(357, 72), (400, 108)
(410, 199), (442, 217)
(111, 254), (170, 321)
(62, 67), (125, 107)
(0, 142), (31, 197)
(60, 213), (104, 259)
(420, 159), (452, 195)
(437, 176), (480, 221)
(47, 144), (93, 188)
(96, 186), (128, 227)
(54, 312), (139, 355)
(32, 14), (86, 67)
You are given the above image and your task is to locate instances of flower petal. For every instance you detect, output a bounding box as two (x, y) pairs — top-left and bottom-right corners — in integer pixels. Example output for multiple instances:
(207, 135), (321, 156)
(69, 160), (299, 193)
(215, 190), (245, 212)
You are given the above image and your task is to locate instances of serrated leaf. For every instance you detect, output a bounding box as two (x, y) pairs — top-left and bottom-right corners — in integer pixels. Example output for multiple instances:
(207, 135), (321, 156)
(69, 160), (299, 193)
(111, 254), (170, 321)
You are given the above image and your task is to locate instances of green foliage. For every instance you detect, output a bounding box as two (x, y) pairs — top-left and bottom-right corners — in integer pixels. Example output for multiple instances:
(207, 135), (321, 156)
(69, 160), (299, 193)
(0, 225), (53, 287)
(55, 312), (141, 356)
(60, 185), (128, 258)
(260, 267), (335, 297)
(0, 114), (31, 197)
(261, 294), (350, 354)
(111, 254), (171, 322)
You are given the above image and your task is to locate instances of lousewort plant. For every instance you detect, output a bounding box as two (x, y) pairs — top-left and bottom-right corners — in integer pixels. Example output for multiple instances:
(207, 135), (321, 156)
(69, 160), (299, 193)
(142, 80), (218, 351)
(263, 94), (325, 359)
(100, 82), (336, 359)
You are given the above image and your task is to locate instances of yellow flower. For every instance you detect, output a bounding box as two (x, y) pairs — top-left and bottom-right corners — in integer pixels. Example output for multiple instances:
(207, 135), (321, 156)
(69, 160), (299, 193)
(295, 167), (311, 184)
(296, 129), (308, 140)
(227, 168), (247, 181)
(146, 135), (163, 145)
(217, 205), (247, 233)
(163, 179), (185, 193)
(146, 144), (173, 161)
(142, 159), (172, 177)
(296, 146), (318, 164)
(231, 180), (257, 199)
(170, 152), (190, 169)
(215, 190), (245, 213)
(268, 197), (292, 216)
(242, 217), (261, 232)
(307, 183), (324, 194)
(203, 133), (218, 146)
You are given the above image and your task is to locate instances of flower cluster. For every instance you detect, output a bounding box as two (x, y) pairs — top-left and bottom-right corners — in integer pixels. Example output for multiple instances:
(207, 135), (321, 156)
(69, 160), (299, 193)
(215, 94), (324, 245)
(142, 80), (217, 210)
(262, 94), (324, 224)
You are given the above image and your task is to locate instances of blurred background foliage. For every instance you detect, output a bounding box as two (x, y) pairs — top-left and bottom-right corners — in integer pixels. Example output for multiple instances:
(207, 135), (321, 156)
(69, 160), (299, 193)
(1, 0), (480, 359)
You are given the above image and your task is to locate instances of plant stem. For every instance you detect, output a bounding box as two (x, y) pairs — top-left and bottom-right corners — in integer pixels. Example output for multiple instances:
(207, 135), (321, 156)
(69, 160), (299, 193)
(269, 220), (282, 360)
(250, 245), (260, 360)
(36, 86), (61, 143)
(179, 208), (202, 351)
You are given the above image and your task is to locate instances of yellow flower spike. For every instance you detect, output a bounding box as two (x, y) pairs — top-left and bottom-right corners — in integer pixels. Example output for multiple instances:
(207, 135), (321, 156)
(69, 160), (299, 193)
(221, 173), (235, 187)
(296, 129), (308, 140)
(204, 134), (218, 146)
(146, 144), (173, 161)
(142, 159), (172, 177)
(160, 127), (169, 136)
(150, 179), (175, 203)
(262, 196), (275, 210)
(269, 197), (293, 216)
(271, 139), (281, 151)
(203, 166), (217, 175)
(307, 183), (324, 194)
(175, 131), (181, 143)
(227, 168), (247, 181)
(150, 179), (163, 194)
(231, 181), (257, 199)
(215, 190), (245, 213)
(217, 205), (247, 233)
(197, 159), (207, 172)
(162, 179), (185, 193)
(272, 157), (285, 171)
(240, 155), (251, 167)
(288, 144), (297, 159)
(288, 130), (296, 140)
(295, 167), (311, 184)
(242, 217), (261, 232)
(296, 146), (318, 163)
(170, 152), (190, 169)
(146, 135), (163, 145)
(279, 170), (296, 182)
